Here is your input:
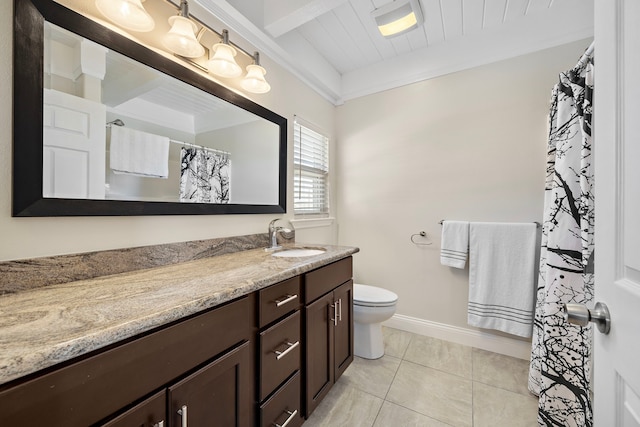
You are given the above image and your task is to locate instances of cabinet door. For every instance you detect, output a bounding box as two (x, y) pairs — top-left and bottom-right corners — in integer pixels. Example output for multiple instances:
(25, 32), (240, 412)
(333, 280), (354, 381)
(100, 390), (166, 427)
(304, 292), (335, 417)
(168, 341), (252, 427)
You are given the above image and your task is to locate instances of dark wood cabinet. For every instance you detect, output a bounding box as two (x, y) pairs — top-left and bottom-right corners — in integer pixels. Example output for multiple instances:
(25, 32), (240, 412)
(333, 280), (354, 381)
(0, 255), (354, 427)
(0, 296), (255, 427)
(258, 277), (304, 427)
(168, 341), (252, 427)
(101, 390), (166, 427)
(260, 372), (303, 427)
(304, 292), (336, 415)
(303, 258), (354, 418)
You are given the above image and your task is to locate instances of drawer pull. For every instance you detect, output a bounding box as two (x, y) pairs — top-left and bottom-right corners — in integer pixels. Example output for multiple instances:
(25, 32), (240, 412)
(274, 409), (298, 427)
(274, 340), (300, 360)
(274, 294), (298, 307)
(177, 405), (188, 427)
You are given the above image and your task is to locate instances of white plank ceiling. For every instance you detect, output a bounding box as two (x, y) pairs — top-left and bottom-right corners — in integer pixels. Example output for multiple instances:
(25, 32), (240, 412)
(194, 0), (594, 104)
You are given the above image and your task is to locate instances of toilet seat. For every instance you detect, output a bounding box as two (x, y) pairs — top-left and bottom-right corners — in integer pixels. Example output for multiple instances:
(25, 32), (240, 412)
(353, 283), (398, 307)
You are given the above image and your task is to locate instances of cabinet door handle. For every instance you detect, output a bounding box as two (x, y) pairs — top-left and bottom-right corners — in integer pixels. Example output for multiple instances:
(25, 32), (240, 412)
(177, 405), (188, 427)
(338, 298), (342, 322)
(274, 340), (300, 360)
(330, 303), (338, 326)
(274, 294), (298, 307)
(274, 409), (298, 427)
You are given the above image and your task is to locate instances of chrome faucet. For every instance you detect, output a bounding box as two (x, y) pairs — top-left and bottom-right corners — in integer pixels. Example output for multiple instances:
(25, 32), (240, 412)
(267, 218), (284, 251)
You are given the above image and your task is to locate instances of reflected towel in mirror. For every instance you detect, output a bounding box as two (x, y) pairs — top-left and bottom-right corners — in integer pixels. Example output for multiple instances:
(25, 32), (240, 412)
(109, 126), (170, 178)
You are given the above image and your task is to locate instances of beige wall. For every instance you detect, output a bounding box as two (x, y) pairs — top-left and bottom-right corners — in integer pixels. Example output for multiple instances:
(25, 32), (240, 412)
(335, 40), (590, 340)
(0, 1), (336, 261)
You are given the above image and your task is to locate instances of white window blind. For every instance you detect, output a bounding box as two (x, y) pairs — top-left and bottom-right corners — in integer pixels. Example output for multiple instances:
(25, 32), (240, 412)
(293, 119), (329, 216)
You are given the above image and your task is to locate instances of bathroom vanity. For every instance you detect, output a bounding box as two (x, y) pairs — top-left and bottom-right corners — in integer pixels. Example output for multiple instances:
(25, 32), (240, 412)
(0, 245), (357, 426)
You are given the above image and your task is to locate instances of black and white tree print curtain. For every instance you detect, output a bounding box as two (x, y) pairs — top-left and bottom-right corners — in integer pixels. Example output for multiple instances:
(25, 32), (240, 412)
(179, 147), (230, 203)
(528, 54), (594, 426)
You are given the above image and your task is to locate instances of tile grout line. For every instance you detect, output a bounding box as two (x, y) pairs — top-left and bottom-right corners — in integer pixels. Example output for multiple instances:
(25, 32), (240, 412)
(382, 331), (413, 401)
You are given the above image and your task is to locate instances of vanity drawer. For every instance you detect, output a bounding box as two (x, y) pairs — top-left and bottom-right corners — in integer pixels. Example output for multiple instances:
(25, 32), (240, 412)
(260, 311), (301, 400)
(304, 257), (353, 303)
(260, 372), (303, 427)
(259, 276), (301, 327)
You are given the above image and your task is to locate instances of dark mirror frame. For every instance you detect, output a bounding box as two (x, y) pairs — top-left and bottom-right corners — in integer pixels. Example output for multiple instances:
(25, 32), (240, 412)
(13, 0), (287, 216)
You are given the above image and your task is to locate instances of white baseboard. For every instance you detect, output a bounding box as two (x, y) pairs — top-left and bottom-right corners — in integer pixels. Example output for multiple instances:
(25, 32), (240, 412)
(383, 314), (532, 360)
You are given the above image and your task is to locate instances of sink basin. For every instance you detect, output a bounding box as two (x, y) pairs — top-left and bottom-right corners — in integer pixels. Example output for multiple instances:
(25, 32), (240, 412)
(271, 248), (326, 258)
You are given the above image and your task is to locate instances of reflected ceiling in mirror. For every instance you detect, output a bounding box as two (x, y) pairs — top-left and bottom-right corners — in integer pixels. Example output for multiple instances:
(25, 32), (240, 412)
(13, 0), (287, 216)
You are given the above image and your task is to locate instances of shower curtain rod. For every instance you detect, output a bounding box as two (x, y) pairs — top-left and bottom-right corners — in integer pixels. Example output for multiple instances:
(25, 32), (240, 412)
(106, 119), (230, 156)
(438, 220), (541, 228)
(172, 140), (230, 156)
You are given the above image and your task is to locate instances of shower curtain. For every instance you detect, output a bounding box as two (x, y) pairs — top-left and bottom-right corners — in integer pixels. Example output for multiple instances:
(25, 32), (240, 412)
(528, 51), (594, 426)
(180, 147), (230, 203)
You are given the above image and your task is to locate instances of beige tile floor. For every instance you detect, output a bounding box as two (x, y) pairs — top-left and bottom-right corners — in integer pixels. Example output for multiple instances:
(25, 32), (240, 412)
(304, 327), (538, 427)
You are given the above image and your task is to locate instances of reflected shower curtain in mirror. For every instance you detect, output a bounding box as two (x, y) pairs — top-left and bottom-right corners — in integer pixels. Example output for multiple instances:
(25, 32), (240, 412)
(528, 51), (594, 426)
(179, 147), (230, 203)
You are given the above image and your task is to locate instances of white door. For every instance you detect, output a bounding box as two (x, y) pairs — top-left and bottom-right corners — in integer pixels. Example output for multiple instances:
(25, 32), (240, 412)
(43, 88), (106, 199)
(593, 0), (640, 424)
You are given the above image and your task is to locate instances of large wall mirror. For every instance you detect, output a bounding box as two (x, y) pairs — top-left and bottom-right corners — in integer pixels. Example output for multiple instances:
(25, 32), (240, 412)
(13, 0), (287, 216)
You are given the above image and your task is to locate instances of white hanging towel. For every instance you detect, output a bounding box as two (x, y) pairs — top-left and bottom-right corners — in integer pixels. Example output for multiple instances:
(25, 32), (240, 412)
(440, 220), (469, 268)
(109, 126), (170, 178)
(468, 222), (537, 337)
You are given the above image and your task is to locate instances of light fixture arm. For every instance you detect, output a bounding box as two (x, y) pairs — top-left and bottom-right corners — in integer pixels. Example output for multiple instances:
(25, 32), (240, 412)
(253, 52), (261, 66)
(221, 29), (230, 45)
(178, 0), (189, 17)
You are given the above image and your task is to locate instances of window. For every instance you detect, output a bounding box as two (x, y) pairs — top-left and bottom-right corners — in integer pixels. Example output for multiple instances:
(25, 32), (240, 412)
(293, 119), (329, 216)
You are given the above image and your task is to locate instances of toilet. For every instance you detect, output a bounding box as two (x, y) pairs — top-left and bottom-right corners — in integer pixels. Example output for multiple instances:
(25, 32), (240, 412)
(353, 283), (398, 359)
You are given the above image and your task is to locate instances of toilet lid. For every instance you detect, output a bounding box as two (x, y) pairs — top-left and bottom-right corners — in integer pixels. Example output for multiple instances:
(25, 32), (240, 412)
(353, 283), (398, 306)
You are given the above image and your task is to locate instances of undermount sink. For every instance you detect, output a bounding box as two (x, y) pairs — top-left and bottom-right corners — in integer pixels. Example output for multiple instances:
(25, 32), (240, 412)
(271, 248), (326, 258)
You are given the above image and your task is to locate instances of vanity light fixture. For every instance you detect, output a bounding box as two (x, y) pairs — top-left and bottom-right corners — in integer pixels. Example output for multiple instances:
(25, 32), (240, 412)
(206, 29), (243, 78)
(241, 52), (271, 94)
(95, 0), (155, 32)
(162, 0), (205, 58)
(97, 0), (271, 93)
(371, 0), (423, 38)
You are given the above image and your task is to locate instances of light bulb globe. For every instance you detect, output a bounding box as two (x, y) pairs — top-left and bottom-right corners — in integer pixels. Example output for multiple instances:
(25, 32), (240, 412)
(162, 15), (205, 58)
(95, 0), (155, 32)
(207, 43), (242, 78)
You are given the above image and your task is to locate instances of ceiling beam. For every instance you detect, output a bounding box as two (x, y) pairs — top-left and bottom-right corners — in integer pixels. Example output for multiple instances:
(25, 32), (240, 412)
(264, 0), (349, 38)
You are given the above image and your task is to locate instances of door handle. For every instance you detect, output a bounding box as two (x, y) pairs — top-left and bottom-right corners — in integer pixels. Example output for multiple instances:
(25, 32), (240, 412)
(563, 302), (611, 334)
(177, 405), (187, 427)
(330, 303), (338, 326)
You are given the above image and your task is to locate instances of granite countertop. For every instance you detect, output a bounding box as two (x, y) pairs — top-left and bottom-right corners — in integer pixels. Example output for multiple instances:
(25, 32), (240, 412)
(0, 243), (358, 386)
